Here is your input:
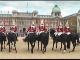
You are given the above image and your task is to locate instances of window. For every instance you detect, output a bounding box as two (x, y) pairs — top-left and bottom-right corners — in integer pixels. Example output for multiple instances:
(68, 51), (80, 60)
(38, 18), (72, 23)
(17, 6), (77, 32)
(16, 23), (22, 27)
(34, 14), (35, 16)
(55, 13), (57, 16)
(58, 13), (59, 16)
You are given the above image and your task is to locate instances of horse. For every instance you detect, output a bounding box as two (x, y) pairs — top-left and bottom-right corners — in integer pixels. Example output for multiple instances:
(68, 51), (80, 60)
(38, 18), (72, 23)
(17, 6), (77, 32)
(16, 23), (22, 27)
(36, 30), (49, 54)
(7, 32), (17, 53)
(50, 28), (78, 54)
(0, 32), (7, 51)
(50, 28), (62, 51)
(23, 32), (36, 53)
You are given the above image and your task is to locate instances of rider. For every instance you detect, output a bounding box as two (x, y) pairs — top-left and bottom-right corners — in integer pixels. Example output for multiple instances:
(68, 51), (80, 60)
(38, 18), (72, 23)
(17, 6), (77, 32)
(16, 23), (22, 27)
(23, 21), (36, 42)
(10, 20), (18, 41)
(63, 21), (71, 35)
(1, 21), (6, 35)
(27, 21), (36, 34)
(38, 20), (47, 35)
(63, 21), (71, 49)
(56, 22), (63, 36)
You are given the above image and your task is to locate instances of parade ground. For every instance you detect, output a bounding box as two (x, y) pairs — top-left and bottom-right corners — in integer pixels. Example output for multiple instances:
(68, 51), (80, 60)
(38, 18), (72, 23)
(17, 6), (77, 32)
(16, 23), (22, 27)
(0, 37), (80, 59)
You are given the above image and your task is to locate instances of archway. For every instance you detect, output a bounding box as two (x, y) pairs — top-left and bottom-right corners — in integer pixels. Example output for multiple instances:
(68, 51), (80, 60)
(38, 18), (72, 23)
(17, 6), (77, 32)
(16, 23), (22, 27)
(23, 28), (26, 32)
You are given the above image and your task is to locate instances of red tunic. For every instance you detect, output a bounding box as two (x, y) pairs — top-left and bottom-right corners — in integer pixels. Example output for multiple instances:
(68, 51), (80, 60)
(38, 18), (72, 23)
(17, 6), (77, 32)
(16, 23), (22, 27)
(2, 26), (6, 33)
(28, 25), (36, 33)
(63, 26), (70, 33)
(56, 26), (63, 32)
(39, 25), (47, 32)
(10, 26), (17, 32)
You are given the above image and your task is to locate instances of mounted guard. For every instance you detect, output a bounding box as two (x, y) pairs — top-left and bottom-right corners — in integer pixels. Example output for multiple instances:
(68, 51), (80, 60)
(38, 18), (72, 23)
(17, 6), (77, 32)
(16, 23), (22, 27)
(56, 22), (63, 36)
(27, 21), (36, 35)
(9, 20), (18, 41)
(63, 21), (71, 49)
(38, 20), (47, 35)
(63, 21), (71, 35)
(0, 21), (6, 34)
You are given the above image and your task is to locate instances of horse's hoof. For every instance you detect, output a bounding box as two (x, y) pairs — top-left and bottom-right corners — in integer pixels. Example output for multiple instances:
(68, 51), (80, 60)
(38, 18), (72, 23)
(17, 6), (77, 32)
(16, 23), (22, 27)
(2, 47), (3, 49)
(42, 51), (45, 54)
(16, 51), (17, 53)
(52, 48), (53, 51)
(60, 48), (62, 50)
(62, 52), (65, 54)
(9, 51), (11, 52)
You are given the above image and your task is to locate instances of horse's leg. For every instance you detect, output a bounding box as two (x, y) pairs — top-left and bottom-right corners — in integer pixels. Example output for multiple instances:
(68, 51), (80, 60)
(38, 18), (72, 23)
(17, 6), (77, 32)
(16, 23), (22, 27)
(37, 40), (39, 50)
(14, 41), (17, 53)
(60, 42), (62, 50)
(9, 41), (11, 52)
(55, 40), (57, 51)
(41, 42), (42, 51)
(34, 42), (35, 47)
(52, 39), (55, 51)
(62, 42), (66, 54)
(30, 42), (34, 54)
(1, 41), (3, 51)
(28, 42), (29, 51)
(69, 41), (75, 53)
(4, 40), (5, 49)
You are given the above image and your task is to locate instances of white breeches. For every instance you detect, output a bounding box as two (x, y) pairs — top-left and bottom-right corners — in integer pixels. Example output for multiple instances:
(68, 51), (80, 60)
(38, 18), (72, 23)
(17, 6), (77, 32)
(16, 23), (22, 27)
(66, 32), (71, 35)
(54, 32), (58, 36)
(39, 31), (45, 34)
(57, 32), (62, 36)
(79, 38), (80, 42)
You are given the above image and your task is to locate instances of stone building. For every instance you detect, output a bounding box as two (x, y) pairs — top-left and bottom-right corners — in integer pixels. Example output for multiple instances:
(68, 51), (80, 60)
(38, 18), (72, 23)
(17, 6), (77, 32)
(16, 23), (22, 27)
(0, 5), (80, 33)
(0, 5), (62, 32)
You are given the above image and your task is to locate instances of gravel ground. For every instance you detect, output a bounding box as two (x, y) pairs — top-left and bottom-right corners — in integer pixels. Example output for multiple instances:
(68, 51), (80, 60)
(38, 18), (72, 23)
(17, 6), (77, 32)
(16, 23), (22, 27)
(0, 37), (80, 59)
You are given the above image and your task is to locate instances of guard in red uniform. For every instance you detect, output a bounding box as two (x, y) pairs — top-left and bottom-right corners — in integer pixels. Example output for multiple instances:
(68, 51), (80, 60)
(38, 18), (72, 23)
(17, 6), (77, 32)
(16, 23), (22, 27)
(63, 21), (71, 49)
(63, 21), (71, 35)
(10, 20), (18, 41)
(27, 21), (36, 35)
(56, 22), (63, 36)
(38, 20), (47, 35)
(0, 21), (6, 34)
(10, 21), (17, 33)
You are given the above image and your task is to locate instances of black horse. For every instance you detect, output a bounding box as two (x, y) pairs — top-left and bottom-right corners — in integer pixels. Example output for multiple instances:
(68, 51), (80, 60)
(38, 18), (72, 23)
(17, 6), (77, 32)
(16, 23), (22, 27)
(50, 28), (62, 51)
(7, 32), (17, 53)
(36, 30), (49, 54)
(50, 28), (79, 53)
(0, 32), (6, 51)
(23, 33), (36, 53)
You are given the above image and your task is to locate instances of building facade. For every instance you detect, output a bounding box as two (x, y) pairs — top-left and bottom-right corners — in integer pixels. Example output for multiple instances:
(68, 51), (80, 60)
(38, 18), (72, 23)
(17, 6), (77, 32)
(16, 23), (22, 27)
(0, 5), (79, 33)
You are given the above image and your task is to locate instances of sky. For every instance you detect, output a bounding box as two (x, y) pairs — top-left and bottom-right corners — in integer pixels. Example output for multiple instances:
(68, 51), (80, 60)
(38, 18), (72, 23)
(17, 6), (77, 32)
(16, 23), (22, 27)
(0, 1), (80, 17)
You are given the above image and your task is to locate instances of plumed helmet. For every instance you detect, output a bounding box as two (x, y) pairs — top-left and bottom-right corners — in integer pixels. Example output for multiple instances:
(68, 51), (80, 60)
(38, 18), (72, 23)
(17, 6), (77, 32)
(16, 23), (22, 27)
(32, 21), (34, 25)
(66, 21), (69, 28)
(40, 20), (44, 25)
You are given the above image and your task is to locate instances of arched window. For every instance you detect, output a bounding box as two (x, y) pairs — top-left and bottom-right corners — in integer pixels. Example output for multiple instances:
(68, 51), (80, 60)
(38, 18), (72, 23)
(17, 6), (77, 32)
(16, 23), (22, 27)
(55, 13), (57, 16)
(58, 13), (59, 16)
